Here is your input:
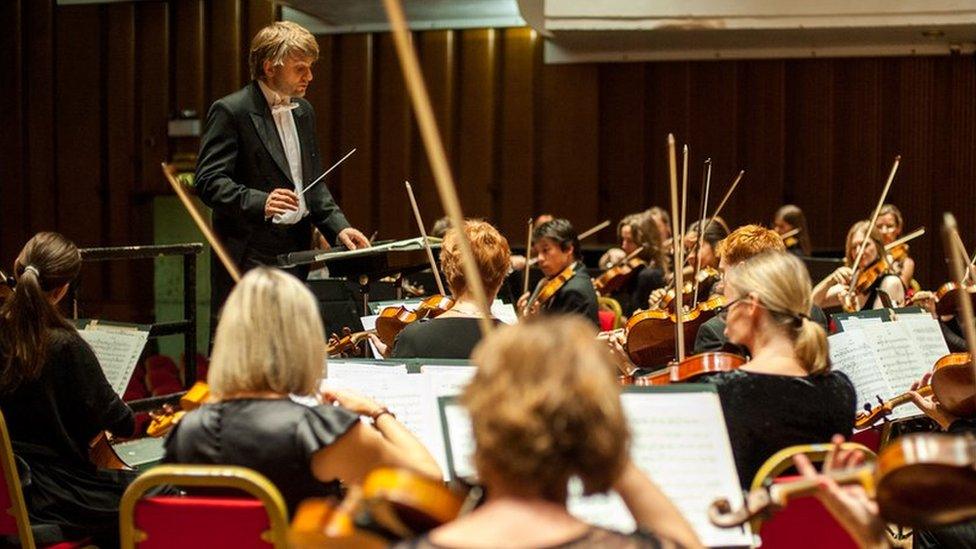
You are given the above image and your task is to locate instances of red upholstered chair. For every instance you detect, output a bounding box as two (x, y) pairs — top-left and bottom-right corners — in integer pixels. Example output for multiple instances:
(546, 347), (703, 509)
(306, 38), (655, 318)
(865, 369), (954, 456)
(119, 465), (289, 549)
(144, 355), (183, 396)
(750, 442), (877, 549)
(598, 296), (623, 331)
(0, 411), (92, 549)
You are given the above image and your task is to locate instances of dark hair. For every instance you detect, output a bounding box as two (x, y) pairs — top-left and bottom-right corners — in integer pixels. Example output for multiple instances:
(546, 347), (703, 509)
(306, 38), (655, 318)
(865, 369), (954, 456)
(533, 219), (580, 260)
(0, 233), (81, 393)
(687, 217), (730, 250)
(775, 204), (812, 255)
(617, 213), (667, 270)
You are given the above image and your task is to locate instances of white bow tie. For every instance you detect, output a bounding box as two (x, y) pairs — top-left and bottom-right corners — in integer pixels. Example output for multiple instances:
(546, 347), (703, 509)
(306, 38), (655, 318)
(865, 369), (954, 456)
(271, 102), (298, 115)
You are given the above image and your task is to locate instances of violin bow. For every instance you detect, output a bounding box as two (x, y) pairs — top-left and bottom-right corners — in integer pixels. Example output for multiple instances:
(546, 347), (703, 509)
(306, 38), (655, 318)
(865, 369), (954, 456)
(161, 163), (242, 283)
(382, 0), (493, 333)
(578, 219), (611, 241)
(692, 158), (712, 309)
(847, 156), (901, 297)
(779, 227), (800, 241)
(522, 218), (534, 299)
(884, 226), (925, 252)
(667, 134), (685, 362)
(941, 213), (976, 393)
(405, 181), (446, 295)
(680, 145), (690, 254)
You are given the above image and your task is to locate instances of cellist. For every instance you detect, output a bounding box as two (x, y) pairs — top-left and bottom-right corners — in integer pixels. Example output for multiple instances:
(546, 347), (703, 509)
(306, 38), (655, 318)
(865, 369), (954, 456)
(517, 219), (600, 326)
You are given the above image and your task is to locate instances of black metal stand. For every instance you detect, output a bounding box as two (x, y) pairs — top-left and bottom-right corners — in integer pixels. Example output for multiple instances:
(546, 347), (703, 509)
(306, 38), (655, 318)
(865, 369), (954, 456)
(73, 243), (203, 391)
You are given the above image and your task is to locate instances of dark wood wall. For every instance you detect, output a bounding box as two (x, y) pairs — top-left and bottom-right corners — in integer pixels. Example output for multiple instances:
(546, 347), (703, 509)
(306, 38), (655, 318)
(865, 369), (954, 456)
(0, 0), (274, 321)
(2, 4), (975, 323)
(312, 29), (976, 288)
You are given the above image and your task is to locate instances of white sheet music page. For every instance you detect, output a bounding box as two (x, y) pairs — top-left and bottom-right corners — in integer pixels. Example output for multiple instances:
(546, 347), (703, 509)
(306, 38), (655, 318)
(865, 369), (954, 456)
(78, 324), (149, 397)
(421, 366), (477, 480)
(828, 329), (891, 413)
(867, 319), (947, 421)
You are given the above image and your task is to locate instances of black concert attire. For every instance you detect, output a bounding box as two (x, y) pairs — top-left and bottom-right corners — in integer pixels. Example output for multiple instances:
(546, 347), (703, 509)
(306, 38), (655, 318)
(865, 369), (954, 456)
(195, 81), (351, 318)
(0, 328), (136, 546)
(391, 317), (503, 360)
(163, 398), (358, 515)
(699, 369), (856, 488)
(396, 527), (672, 549)
(535, 262), (600, 326)
(612, 264), (667, 317)
(693, 305), (830, 357)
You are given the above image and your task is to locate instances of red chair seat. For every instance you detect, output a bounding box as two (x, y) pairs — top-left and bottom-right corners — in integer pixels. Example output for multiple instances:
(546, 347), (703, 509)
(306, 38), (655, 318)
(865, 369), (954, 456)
(133, 496), (273, 548)
(598, 310), (615, 331)
(758, 475), (857, 549)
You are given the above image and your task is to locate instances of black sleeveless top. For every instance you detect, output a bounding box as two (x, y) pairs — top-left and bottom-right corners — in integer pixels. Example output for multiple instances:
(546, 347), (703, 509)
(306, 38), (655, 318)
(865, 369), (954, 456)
(163, 398), (359, 514)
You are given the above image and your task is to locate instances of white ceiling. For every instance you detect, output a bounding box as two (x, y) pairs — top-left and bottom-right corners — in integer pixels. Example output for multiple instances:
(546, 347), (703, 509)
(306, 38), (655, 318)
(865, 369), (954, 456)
(282, 0), (526, 34)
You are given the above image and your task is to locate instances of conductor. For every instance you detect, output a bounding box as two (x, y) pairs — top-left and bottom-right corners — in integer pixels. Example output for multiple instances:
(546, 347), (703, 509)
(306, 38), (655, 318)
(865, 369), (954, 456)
(195, 21), (369, 317)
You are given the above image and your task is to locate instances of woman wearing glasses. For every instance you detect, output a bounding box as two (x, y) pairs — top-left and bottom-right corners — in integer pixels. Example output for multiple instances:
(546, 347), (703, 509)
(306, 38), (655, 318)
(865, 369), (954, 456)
(702, 251), (855, 488)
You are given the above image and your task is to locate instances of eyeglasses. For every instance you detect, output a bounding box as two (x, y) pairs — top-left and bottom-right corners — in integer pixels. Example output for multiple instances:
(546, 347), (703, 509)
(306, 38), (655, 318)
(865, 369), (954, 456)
(715, 297), (746, 321)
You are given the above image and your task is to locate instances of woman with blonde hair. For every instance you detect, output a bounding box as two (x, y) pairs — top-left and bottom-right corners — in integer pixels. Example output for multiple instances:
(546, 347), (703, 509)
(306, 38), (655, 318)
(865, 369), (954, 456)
(164, 268), (440, 513)
(702, 251), (855, 487)
(875, 203), (915, 288)
(811, 220), (904, 311)
(383, 219), (511, 359)
(402, 317), (701, 549)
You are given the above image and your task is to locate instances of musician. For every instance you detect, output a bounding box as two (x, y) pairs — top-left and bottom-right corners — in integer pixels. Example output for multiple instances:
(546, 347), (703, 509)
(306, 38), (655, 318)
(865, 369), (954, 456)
(386, 220), (510, 359)
(648, 217), (729, 310)
(694, 225), (830, 355)
(402, 317), (701, 549)
(811, 220), (905, 311)
(0, 233), (137, 546)
(164, 268), (441, 514)
(773, 204), (812, 256)
(606, 213), (668, 316)
(517, 219), (600, 325)
(703, 251), (855, 487)
(875, 203), (916, 289)
(195, 21), (370, 322)
(645, 206), (672, 244)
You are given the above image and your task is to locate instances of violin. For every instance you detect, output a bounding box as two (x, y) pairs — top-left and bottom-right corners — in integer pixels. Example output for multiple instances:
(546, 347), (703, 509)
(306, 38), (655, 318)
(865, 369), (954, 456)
(854, 385), (933, 430)
(779, 227), (801, 250)
(522, 264), (575, 316)
(658, 267), (721, 313)
(593, 256), (646, 297)
(632, 351), (745, 386)
(841, 257), (892, 312)
(328, 328), (372, 357)
(623, 294), (727, 368)
(934, 281), (976, 317)
(290, 467), (466, 548)
(374, 294), (456, 348)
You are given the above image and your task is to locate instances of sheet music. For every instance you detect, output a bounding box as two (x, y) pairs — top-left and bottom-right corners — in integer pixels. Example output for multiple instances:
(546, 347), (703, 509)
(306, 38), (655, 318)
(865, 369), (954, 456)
(421, 366), (477, 479)
(440, 390), (751, 547)
(860, 322), (923, 396)
(828, 329), (891, 410)
(77, 324), (149, 397)
(897, 315), (951, 367)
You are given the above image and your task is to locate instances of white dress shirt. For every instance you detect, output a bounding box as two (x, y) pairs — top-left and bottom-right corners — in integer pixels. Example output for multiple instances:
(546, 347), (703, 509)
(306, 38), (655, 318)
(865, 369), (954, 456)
(258, 80), (307, 225)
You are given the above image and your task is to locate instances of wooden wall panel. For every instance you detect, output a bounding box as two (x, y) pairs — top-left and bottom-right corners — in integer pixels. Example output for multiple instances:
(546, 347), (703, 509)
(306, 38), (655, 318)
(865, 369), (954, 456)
(307, 35), (336, 197)
(0, 1), (26, 264)
(685, 62), (738, 226)
(242, 0), (276, 84)
(598, 64), (646, 241)
(173, 0), (204, 118)
(455, 29), (497, 220)
(496, 28), (535, 241)
(412, 31), (456, 227)
(207, 0), (241, 103)
(375, 33), (412, 240)
(335, 34), (375, 234)
(24, 0), (57, 237)
(136, 3), (170, 194)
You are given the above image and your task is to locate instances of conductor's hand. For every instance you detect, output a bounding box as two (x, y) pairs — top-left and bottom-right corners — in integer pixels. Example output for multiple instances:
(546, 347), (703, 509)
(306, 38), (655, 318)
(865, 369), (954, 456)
(338, 227), (371, 250)
(264, 188), (300, 218)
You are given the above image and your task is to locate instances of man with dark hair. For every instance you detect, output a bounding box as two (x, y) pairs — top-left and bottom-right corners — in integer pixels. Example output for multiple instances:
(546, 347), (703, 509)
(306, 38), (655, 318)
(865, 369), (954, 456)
(518, 219), (599, 325)
(195, 21), (370, 322)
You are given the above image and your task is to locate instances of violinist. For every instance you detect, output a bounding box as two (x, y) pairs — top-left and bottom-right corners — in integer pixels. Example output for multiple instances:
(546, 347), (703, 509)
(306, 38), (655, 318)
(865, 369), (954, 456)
(875, 204), (916, 289)
(701, 251), (855, 488)
(773, 204), (812, 256)
(397, 317), (701, 549)
(517, 219), (600, 326)
(646, 206), (673, 246)
(386, 220), (511, 359)
(648, 217), (729, 310)
(602, 213), (668, 316)
(811, 220), (905, 311)
(164, 268), (441, 514)
(0, 233), (138, 546)
(693, 225), (830, 355)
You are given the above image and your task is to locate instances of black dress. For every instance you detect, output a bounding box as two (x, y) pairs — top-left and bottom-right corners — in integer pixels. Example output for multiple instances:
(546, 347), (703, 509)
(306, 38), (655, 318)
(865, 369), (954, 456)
(163, 398), (359, 514)
(392, 317), (501, 359)
(538, 262), (600, 326)
(699, 369), (856, 488)
(0, 328), (136, 545)
(612, 264), (667, 317)
(395, 527), (671, 548)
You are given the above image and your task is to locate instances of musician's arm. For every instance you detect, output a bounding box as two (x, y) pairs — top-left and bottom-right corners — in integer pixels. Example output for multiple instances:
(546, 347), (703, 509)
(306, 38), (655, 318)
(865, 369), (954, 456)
(59, 332), (135, 440)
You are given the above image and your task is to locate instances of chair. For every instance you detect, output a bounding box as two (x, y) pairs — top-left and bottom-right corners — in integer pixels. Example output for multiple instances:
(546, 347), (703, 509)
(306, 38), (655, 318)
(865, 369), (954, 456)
(750, 442), (877, 549)
(119, 465), (289, 549)
(598, 296), (623, 331)
(0, 411), (92, 549)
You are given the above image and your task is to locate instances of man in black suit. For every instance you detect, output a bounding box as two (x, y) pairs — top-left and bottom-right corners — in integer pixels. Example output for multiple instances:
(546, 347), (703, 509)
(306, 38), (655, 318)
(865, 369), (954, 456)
(196, 21), (369, 318)
(518, 219), (600, 326)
